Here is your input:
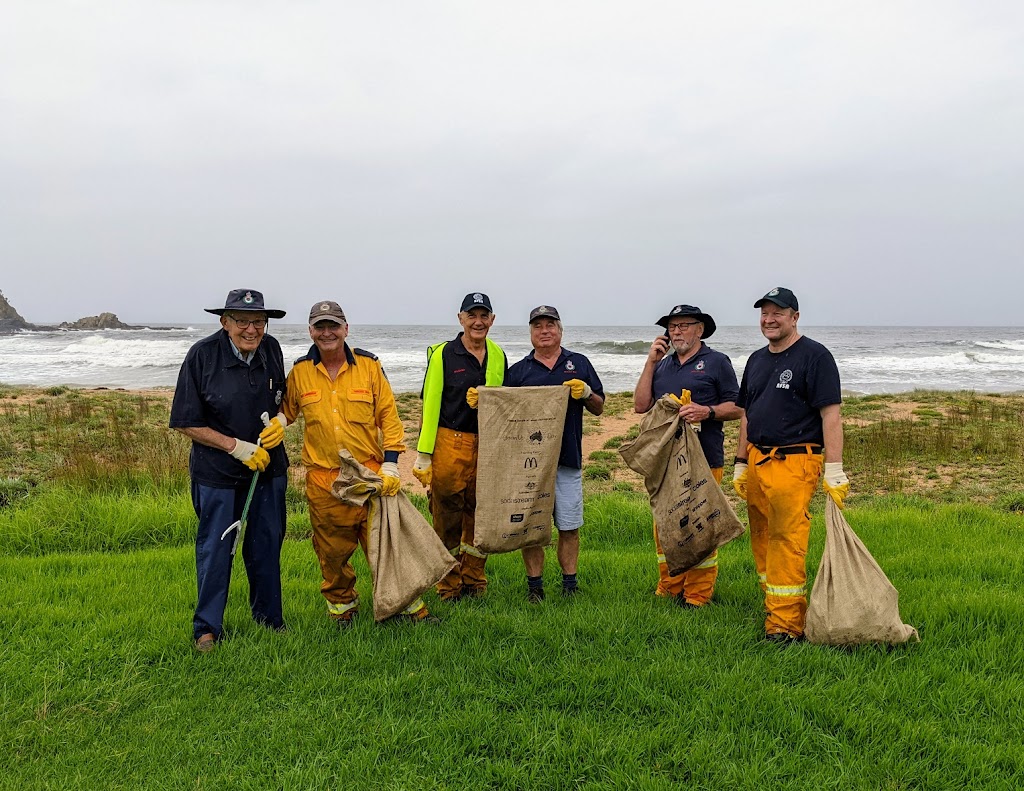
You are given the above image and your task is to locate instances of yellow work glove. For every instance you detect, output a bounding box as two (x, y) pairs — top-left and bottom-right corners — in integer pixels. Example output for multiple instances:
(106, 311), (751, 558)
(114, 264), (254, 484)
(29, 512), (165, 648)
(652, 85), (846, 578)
(412, 452), (432, 488)
(823, 462), (850, 509)
(732, 460), (748, 500)
(379, 461), (401, 497)
(466, 387), (479, 409)
(229, 439), (270, 472)
(257, 412), (288, 449)
(562, 378), (593, 400)
(668, 388), (692, 406)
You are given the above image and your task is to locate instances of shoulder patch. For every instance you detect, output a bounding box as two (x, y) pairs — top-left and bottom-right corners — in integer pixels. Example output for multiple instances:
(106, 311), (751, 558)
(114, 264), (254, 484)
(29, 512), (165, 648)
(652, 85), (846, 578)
(353, 347), (378, 361)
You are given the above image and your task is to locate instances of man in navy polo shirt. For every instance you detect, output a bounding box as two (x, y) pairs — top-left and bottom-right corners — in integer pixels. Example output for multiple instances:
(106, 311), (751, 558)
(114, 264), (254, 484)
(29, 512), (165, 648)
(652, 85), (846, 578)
(506, 305), (605, 601)
(732, 287), (849, 644)
(634, 304), (741, 607)
(170, 288), (289, 652)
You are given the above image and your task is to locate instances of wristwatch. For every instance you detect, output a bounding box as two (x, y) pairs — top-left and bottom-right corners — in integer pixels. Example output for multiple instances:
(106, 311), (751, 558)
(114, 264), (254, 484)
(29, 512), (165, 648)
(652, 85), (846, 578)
(707, 406), (716, 421)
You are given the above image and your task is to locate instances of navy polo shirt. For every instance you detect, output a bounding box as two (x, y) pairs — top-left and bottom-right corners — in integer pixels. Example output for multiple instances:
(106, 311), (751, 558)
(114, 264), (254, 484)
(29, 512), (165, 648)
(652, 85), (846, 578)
(738, 336), (842, 448)
(170, 329), (289, 488)
(506, 348), (605, 469)
(425, 333), (508, 435)
(651, 343), (740, 469)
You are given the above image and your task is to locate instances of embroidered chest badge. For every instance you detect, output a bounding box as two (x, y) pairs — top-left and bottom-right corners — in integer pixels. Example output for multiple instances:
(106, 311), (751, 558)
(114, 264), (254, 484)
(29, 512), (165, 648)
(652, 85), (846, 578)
(695, 360), (705, 371)
(565, 359), (576, 372)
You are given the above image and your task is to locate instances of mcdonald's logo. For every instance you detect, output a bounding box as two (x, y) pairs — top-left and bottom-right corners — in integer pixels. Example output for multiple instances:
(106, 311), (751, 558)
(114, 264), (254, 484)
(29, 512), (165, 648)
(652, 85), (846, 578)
(524, 457), (538, 469)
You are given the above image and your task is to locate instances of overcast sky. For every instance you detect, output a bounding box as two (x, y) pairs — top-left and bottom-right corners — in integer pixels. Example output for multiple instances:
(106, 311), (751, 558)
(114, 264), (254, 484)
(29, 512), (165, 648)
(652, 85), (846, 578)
(2, 2), (1022, 327)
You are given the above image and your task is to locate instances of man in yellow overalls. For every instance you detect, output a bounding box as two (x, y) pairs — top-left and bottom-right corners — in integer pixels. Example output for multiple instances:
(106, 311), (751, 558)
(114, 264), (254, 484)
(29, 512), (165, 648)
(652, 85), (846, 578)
(276, 300), (432, 628)
(732, 287), (850, 644)
(413, 293), (506, 601)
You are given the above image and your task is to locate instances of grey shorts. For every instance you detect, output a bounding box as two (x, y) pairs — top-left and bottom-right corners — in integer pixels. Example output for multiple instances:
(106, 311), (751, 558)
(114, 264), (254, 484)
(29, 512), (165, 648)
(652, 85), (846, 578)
(553, 465), (584, 531)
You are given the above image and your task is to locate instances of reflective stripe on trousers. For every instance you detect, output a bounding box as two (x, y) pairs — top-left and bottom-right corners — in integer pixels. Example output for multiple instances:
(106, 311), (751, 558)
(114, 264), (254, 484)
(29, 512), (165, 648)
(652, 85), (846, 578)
(746, 445), (822, 637)
(653, 467), (724, 605)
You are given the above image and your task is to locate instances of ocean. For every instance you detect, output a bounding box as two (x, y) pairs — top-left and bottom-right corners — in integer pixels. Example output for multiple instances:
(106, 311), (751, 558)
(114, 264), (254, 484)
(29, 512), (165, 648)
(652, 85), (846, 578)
(1, 324), (1022, 395)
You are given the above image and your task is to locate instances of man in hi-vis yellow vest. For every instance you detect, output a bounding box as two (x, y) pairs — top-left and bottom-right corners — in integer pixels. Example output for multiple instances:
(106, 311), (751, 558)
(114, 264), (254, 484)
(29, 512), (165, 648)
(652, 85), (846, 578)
(414, 293), (507, 601)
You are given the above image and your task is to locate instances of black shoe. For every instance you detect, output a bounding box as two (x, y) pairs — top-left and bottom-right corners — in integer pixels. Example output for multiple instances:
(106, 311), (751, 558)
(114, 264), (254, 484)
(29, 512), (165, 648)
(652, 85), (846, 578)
(334, 616), (355, 631)
(764, 631), (799, 646)
(561, 585), (579, 597)
(675, 594), (699, 609)
(461, 586), (484, 599)
(527, 588), (545, 604)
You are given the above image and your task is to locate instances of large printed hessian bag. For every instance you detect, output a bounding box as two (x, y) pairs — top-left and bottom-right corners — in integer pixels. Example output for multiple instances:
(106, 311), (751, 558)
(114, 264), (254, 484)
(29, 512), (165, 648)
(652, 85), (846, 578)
(805, 499), (919, 646)
(474, 386), (568, 554)
(618, 394), (744, 573)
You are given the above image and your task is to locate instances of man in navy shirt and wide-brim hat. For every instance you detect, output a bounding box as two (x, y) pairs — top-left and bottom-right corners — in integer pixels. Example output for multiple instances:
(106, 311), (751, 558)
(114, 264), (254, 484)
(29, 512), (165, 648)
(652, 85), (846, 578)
(170, 288), (290, 652)
(634, 303), (742, 608)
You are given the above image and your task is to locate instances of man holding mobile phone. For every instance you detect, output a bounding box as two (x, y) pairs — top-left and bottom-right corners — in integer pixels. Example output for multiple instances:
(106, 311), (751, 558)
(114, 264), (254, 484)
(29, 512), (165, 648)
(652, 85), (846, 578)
(633, 304), (742, 607)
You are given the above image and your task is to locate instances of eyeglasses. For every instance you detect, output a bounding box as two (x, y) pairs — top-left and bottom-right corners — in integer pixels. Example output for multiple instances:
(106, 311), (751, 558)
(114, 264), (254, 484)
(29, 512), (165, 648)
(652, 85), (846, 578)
(226, 316), (267, 330)
(667, 321), (701, 331)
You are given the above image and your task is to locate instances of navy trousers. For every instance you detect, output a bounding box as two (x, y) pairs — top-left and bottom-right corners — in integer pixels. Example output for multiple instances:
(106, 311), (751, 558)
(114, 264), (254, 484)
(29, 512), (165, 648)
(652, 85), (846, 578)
(191, 474), (287, 640)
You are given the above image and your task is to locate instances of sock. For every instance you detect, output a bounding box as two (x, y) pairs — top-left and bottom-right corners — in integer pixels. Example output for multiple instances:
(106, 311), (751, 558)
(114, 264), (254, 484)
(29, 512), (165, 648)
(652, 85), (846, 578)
(527, 575), (544, 591)
(562, 573), (578, 591)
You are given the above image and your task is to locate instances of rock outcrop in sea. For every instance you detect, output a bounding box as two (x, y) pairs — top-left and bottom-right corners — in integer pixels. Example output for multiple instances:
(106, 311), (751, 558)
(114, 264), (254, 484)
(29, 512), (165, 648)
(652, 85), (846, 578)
(0, 290), (31, 333)
(0, 290), (144, 333)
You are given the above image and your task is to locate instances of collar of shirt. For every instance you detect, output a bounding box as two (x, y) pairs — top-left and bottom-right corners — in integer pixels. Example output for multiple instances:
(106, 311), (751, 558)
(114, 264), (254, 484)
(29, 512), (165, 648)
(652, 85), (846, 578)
(306, 342), (356, 368)
(527, 347), (569, 370)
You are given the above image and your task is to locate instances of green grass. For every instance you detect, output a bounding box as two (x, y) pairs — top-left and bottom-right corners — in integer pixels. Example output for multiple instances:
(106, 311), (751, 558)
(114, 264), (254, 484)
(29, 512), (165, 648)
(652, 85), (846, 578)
(3, 494), (1024, 788)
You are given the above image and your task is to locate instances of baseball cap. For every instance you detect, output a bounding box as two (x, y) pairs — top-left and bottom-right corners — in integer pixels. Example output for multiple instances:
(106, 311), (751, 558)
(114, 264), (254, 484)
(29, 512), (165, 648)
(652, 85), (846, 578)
(753, 287), (799, 311)
(460, 292), (493, 313)
(528, 305), (561, 323)
(308, 300), (347, 325)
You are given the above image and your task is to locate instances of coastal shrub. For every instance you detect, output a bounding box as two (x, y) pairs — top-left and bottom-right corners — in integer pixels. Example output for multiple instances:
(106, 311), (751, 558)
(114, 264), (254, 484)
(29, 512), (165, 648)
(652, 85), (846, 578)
(583, 463), (613, 481)
(0, 477), (32, 507)
(588, 450), (618, 462)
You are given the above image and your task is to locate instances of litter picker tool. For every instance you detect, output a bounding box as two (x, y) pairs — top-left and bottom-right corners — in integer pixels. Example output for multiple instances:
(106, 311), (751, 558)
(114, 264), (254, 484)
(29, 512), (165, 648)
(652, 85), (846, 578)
(221, 412), (270, 555)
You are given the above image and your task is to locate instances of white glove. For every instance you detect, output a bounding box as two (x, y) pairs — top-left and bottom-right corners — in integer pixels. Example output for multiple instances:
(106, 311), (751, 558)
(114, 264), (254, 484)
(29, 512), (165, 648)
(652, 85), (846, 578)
(229, 439), (269, 472)
(823, 462), (848, 487)
(732, 460), (748, 500)
(412, 452), (432, 487)
(380, 461), (400, 479)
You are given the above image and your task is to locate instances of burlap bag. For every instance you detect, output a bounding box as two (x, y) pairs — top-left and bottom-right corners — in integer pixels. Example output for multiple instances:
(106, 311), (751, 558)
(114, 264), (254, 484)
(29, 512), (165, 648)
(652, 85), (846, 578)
(332, 450), (456, 621)
(474, 386), (568, 554)
(619, 395), (744, 573)
(805, 499), (919, 646)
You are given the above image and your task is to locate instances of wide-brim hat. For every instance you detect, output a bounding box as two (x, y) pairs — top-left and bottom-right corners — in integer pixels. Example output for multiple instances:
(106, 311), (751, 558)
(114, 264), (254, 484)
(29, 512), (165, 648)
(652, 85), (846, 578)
(655, 304), (716, 338)
(205, 289), (286, 319)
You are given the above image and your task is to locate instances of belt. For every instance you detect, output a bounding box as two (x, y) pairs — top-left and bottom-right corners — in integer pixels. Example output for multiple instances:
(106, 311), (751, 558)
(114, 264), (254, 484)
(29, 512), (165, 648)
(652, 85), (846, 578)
(753, 444), (823, 465)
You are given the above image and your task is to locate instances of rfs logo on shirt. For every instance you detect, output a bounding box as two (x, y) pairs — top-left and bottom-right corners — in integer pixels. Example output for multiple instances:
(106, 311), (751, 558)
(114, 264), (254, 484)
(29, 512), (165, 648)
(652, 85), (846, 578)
(777, 369), (793, 390)
(695, 360), (705, 371)
(565, 359), (576, 372)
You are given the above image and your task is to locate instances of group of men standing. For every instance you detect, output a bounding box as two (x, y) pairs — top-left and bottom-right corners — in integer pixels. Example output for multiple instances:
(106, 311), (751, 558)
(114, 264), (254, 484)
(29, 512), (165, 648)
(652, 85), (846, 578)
(170, 285), (848, 653)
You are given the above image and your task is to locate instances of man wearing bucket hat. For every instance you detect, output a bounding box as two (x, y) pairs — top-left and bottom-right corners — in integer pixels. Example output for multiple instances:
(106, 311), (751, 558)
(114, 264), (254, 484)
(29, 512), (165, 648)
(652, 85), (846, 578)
(732, 287), (848, 644)
(414, 292), (507, 601)
(279, 300), (433, 628)
(505, 305), (605, 602)
(633, 304), (741, 607)
(170, 288), (289, 652)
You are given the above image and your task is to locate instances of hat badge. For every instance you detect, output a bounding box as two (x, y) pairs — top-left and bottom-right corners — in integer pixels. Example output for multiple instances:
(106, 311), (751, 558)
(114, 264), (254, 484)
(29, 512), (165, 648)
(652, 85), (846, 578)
(473, 293), (484, 303)
(320, 303), (330, 311)
(768, 288), (780, 296)
(243, 292), (254, 304)
(539, 305), (549, 313)
(672, 306), (682, 314)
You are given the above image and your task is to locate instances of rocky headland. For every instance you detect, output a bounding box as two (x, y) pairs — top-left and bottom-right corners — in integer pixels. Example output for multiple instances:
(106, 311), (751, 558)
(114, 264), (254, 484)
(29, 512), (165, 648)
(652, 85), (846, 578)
(0, 290), (144, 333)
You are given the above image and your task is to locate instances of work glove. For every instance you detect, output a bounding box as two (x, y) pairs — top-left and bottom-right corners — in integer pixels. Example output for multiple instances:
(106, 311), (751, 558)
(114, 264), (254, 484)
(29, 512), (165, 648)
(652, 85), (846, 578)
(822, 462), (850, 509)
(732, 460), (748, 500)
(379, 461), (401, 497)
(412, 452), (432, 488)
(466, 387), (479, 409)
(668, 389), (692, 406)
(562, 379), (592, 400)
(258, 412), (288, 449)
(230, 439), (270, 472)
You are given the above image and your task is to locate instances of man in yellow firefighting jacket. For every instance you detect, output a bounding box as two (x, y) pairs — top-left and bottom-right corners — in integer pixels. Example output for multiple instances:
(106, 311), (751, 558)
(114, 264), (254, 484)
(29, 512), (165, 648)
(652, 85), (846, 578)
(413, 292), (507, 601)
(732, 287), (849, 644)
(276, 300), (432, 628)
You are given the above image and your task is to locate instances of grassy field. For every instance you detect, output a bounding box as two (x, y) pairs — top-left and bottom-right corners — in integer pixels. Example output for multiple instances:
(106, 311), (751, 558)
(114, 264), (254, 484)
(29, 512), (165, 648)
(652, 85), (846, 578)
(2, 386), (1023, 788)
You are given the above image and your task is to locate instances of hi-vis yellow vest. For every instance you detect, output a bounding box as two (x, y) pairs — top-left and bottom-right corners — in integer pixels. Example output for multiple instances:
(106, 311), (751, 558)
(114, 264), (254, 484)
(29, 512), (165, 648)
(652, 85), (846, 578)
(417, 338), (505, 453)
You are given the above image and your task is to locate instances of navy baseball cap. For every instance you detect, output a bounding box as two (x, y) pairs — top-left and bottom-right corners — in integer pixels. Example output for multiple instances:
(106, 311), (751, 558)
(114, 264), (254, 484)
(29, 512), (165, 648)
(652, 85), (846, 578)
(529, 305), (561, 323)
(460, 292), (493, 313)
(754, 287), (799, 311)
